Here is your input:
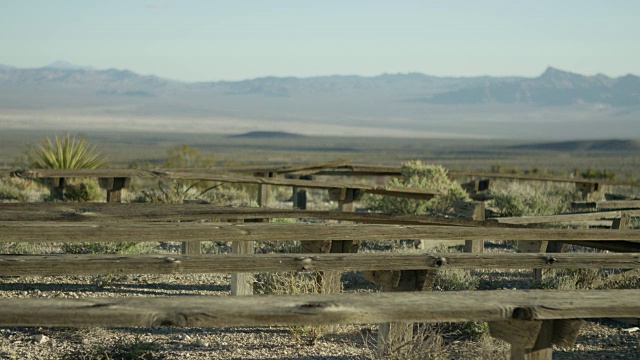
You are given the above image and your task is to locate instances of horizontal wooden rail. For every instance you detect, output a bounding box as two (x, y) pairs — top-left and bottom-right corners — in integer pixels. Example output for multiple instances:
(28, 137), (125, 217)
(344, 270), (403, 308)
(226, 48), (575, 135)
(315, 165), (640, 187)
(0, 290), (638, 327)
(492, 210), (640, 225)
(1, 222), (639, 243)
(1, 253), (639, 276)
(10, 169), (440, 200)
(0, 203), (519, 228)
(9, 165), (638, 187)
(572, 200), (640, 211)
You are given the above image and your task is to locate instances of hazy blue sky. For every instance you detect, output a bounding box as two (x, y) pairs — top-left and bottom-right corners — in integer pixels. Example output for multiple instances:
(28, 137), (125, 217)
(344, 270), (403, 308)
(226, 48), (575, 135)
(1, 0), (638, 81)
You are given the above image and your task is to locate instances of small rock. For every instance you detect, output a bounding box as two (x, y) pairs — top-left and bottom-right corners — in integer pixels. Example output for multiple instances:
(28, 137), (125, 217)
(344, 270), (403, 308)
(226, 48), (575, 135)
(82, 338), (91, 345)
(32, 334), (49, 344)
(195, 339), (209, 347)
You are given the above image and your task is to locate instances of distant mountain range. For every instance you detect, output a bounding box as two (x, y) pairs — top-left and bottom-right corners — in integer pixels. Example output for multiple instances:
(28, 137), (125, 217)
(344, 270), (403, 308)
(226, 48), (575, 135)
(0, 62), (638, 139)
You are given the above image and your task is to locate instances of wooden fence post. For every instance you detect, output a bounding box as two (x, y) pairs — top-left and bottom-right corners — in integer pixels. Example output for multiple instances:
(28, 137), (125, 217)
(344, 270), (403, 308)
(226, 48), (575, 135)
(367, 270), (437, 355)
(454, 201), (485, 253)
(256, 172), (274, 208)
(292, 175), (313, 210)
(47, 178), (65, 200)
(575, 182), (600, 200)
(489, 319), (581, 360)
(231, 218), (255, 296)
(519, 241), (549, 282)
(98, 177), (131, 203)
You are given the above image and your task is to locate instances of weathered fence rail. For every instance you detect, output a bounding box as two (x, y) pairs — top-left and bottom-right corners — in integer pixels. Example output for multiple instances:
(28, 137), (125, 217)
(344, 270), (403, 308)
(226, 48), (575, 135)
(0, 290), (637, 328)
(2, 221), (639, 243)
(1, 252), (639, 276)
(2, 163), (640, 359)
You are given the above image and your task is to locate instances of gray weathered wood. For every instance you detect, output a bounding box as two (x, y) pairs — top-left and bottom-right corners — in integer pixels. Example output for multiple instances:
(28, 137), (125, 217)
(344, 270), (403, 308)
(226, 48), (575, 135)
(231, 218), (255, 296)
(0, 289), (638, 328)
(13, 169), (441, 200)
(572, 200), (640, 211)
(518, 241), (549, 282)
(612, 213), (632, 230)
(490, 319), (581, 360)
(98, 177), (131, 203)
(3, 222), (639, 243)
(10, 167), (640, 187)
(455, 201), (485, 253)
(493, 210), (640, 225)
(1, 252), (638, 276)
(0, 203), (524, 228)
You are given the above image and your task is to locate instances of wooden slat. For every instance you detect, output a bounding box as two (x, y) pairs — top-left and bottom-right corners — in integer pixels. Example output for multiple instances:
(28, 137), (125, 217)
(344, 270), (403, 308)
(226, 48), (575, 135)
(493, 210), (640, 225)
(12, 169), (440, 199)
(315, 166), (640, 187)
(1, 222), (639, 243)
(0, 203), (520, 228)
(572, 201), (640, 211)
(0, 290), (638, 328)
(1, 253), (638, 276)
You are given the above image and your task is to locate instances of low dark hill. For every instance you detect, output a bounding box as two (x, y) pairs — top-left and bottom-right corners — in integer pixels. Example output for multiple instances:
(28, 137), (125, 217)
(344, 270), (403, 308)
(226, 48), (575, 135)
(510, 139), (640, 151)
(228, 131), (306, 139)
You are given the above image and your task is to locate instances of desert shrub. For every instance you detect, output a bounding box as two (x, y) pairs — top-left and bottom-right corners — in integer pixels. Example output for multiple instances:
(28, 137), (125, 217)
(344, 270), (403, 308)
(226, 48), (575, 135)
(367, 161), (468, 215)
(27, 133), (106, 169)
(24, 133), (107, 202)
(432, 269), (487, 340)
(60, 179), (104, 202)
(61, 242), (146, 255)
(0, 178), (49, 202)
(199, 184), (253, 206)
(491, 182), (582, 217)
(536, 268), (601, 290)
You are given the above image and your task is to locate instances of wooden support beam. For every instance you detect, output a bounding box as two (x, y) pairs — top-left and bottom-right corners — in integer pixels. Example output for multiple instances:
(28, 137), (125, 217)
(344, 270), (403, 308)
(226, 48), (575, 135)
(47, 177), (65, 200)
(231, 218), (255, 296)
(490, 319), (582, 360)
(256, 172), (273, 208)
(98, 177), (131, 203)
(291, 175), (312, 210)
(518, 241), (549, 282)
(0, 290), (635, 328)
(455, 201), (486, 253)
(612, 213), (632, 230)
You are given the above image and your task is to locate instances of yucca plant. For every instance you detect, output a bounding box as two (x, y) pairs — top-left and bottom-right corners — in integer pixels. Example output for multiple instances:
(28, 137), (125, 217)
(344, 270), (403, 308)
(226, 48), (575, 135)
(28, 133), (106, 169)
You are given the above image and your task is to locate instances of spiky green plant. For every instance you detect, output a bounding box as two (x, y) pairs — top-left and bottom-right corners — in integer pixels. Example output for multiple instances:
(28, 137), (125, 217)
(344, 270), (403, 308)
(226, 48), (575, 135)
(28, 133), (106, 169)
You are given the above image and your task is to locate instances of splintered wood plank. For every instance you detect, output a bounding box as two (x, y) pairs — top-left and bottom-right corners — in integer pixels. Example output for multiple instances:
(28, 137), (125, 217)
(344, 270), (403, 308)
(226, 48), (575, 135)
(0, 290), (638, 328)
(2, 222), (639, 243)
(2, 252), (638, 276)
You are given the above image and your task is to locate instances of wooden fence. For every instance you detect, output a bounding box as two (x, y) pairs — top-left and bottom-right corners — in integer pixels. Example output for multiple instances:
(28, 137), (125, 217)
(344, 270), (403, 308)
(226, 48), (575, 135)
(1, 164), (640, 359)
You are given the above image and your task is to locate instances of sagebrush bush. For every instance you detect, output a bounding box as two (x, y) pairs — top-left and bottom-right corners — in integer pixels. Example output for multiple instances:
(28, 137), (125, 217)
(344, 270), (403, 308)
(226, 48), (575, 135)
(61, 178), (104, 202)
(491, 182), (582, 217)
(0, 178), (49, 202)
(367, 161), (468, 215)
